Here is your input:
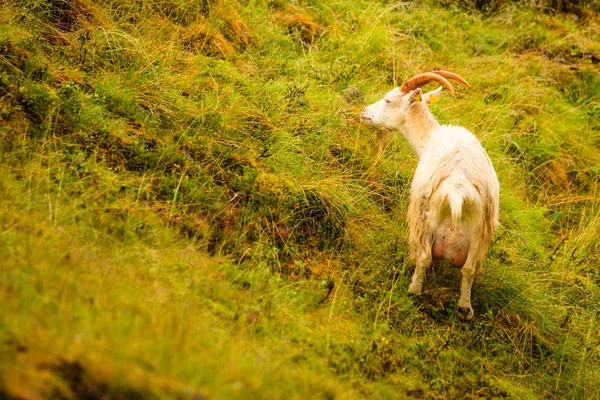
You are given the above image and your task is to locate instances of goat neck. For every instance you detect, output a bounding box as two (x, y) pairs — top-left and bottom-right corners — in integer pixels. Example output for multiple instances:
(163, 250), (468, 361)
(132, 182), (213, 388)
(401, 102), (440, 159)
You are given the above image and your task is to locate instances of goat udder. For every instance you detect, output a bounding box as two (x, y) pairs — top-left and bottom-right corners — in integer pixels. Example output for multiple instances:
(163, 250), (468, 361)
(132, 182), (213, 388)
(432, 228), (469, 268)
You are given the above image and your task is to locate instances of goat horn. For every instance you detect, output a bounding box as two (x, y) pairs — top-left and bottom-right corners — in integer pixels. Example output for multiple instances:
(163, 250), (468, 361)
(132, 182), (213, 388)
(432, 70), (470, 88)
(400, 73), (455, 96)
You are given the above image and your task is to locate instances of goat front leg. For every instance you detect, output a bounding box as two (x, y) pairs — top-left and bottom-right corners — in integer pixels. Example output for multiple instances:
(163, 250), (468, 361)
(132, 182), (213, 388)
(408, 252), (431, 295)
(457, 256), (477, 321)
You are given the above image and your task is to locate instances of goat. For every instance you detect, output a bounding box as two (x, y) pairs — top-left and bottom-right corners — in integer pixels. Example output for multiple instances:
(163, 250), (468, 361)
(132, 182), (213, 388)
(361, 71), (499, 321)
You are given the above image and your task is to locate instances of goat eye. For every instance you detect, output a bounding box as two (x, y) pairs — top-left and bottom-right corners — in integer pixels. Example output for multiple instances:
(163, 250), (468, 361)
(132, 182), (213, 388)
(384, 99), (391, 104)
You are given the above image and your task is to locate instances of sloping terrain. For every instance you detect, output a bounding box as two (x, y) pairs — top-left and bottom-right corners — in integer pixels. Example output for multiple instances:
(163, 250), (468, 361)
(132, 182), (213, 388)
(1, 0), (599, 398)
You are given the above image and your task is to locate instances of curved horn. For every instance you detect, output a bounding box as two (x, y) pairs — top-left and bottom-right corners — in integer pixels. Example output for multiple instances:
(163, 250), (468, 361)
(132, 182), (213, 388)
(432, 70), (470, 88)
(400, 73), (455, 96)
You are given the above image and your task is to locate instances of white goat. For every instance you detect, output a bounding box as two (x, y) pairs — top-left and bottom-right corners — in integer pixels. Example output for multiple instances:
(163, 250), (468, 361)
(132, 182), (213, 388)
(361, 71), (499, 320)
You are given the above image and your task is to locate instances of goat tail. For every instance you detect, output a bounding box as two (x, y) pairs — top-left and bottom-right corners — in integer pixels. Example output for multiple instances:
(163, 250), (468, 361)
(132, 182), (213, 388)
(446, 190), (464, 229)
(442, 175), (481, 228)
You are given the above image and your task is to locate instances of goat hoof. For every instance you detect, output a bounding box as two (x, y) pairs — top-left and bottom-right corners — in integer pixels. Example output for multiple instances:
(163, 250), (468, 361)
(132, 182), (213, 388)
(458, 306), (474, 321)
(407, 284), (422, 295)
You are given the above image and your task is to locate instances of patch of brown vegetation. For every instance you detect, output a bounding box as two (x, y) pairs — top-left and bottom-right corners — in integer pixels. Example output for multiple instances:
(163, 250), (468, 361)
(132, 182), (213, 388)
(181, 21), (236, 59)
(541, 156), (576, 191)
(51, 66), (86, 86)
(213, 6), (253, 50)
(274, 5), (325, 45)
(40, 0), (98, 32)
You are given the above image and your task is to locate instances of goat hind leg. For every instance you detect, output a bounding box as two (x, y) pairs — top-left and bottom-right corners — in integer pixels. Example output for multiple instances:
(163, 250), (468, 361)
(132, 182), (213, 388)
(457, 256), (477, 321)
(408, 252), (431, 295)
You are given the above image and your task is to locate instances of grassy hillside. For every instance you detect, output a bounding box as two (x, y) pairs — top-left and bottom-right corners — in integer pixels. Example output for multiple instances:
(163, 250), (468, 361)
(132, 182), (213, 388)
(1, 0), (599, 398)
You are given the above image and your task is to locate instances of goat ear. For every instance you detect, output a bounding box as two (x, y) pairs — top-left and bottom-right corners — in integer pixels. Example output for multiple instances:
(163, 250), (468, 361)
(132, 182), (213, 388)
(422, 86), (443, 105)
(408, 88), (423, 104)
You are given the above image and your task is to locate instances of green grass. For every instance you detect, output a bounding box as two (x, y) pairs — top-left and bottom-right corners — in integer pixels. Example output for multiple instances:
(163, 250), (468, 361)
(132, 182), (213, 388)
(1, 0), (599, 398)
